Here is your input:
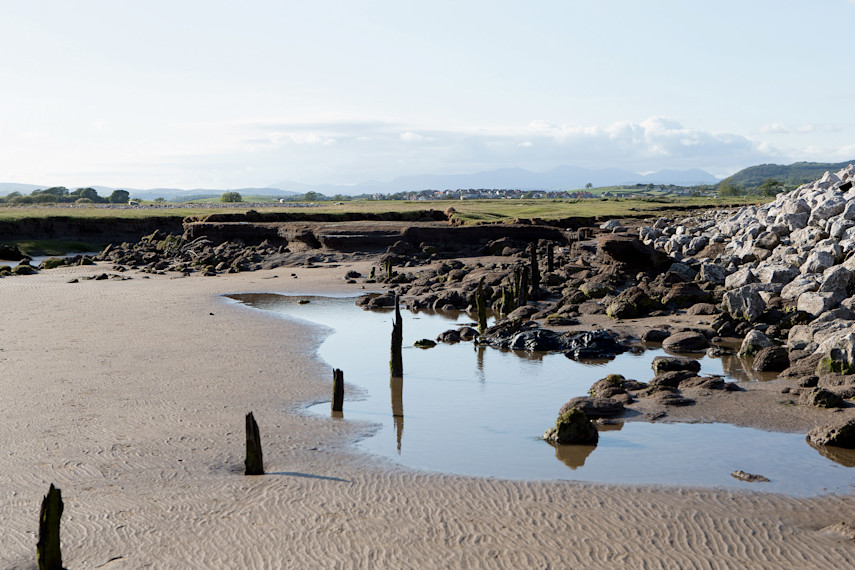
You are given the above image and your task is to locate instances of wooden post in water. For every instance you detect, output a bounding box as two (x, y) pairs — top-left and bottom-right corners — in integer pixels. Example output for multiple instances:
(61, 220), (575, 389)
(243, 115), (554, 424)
(385, 258), (393, 281)
(37, 484), (63, 570)
(475, 279), (488, 333)
(244, 412), (264, 476)
(390, 295), (403, 376)
(517, 266), (529, 307)
(529, 242), (540, 300)
(331, 368), (344, 412)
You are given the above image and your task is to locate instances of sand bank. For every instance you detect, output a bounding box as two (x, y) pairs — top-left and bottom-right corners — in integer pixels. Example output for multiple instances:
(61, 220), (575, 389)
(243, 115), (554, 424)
(1, 263), (854, 568)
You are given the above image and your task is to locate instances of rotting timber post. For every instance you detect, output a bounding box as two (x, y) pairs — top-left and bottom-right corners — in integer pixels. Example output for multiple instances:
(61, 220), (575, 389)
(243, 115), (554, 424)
(530, 241), (540, 300)
(245, 412), (264, 476)
(390, 295), (403, 377)
(476, 279), (488, 333)
(37, 484), (63, 570)
(332, 368), (344, 412)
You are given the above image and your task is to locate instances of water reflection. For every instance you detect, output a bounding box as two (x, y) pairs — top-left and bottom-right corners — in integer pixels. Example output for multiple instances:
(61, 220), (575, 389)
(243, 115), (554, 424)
(551, 442), (597, 469)
(808, 441), (855, 467)
(227, 293), (855, 496)
(390, 375), (404, 452)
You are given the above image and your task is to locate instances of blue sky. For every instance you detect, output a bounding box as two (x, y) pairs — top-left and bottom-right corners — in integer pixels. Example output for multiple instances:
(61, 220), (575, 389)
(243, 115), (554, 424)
(1, 0), (853, 189)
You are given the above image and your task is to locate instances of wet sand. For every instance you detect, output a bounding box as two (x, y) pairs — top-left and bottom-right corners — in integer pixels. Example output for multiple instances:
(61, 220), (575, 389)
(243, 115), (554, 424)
(1, 262), (854, 568)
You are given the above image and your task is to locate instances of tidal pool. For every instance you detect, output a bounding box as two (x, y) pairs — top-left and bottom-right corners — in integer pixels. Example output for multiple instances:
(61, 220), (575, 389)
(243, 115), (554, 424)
(228, 293), (855, 497)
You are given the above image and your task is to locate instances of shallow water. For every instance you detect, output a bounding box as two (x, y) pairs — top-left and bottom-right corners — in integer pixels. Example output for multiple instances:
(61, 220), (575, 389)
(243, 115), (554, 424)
(229, 293), (855, 496)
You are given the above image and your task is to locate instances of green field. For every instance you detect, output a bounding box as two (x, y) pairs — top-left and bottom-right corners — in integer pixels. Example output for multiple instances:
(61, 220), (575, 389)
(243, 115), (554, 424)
(0, 195), (766, 226)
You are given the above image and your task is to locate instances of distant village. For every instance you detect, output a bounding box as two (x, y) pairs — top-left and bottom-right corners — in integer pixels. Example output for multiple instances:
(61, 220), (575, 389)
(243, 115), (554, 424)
(359, 183), (711, 201)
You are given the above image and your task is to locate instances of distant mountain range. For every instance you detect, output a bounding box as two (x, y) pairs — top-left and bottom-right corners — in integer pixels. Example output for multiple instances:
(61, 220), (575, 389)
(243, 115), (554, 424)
(269, 166), (720, 195)
(0, 165), (721, 200)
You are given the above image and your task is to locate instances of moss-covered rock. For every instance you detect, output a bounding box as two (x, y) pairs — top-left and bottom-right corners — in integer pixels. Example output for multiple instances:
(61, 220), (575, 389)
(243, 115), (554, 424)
(414, 339), (437, 348)
(12, 264), (37, 275)
(39, 257), (66, 270)
(543, 407), (598, 445)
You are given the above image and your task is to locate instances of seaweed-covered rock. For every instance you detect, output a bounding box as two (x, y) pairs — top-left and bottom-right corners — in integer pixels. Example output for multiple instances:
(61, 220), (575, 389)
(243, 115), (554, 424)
(558, 396), (625, 419)
(543, 408), (598, 445)
(509, 329), (566, 352)
(414, 339), (437, 348)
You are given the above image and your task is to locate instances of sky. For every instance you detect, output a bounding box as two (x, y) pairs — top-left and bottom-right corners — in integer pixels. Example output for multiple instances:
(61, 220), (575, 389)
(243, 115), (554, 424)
(1, 0), (854, 190)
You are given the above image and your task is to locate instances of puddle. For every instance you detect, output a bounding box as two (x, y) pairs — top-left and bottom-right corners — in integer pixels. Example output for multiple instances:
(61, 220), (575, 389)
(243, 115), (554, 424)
(228, 293), (855, 496)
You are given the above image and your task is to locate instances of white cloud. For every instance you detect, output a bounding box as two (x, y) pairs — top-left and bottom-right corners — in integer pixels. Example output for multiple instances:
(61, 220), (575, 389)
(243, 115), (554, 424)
(400, 131), (425, 142)
(760, 123), (790, 134)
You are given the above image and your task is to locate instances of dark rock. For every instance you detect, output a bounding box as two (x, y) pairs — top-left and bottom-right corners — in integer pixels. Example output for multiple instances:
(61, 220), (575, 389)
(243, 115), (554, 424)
(437, 330), (462, 343)
(730, 470), (770, 483)
(686, 303), (719, 316)
(509, 329), (565, 352)
(648, 371), (696, 388)
(0, 244), (26, 261)
(661, 331), (710, 353)
(596, 235), (671, 272)
(543, 408), (599, 444)
(807, 419), (855, 448)
(457, 326), (478, 340)
(558, 396), (625, 419)
(662, 283), (713, 309)
(651, 356), (701, 375)
(641, 329), (670, 343)
(751, 346), (790, 372)
(414, 339), (437, 348)
(799, 388), (845, 408)
(564, 330), (628, 360)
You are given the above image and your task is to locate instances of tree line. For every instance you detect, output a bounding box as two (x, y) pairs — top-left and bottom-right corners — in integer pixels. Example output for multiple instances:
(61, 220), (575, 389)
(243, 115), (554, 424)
(0, 186), (130, 204)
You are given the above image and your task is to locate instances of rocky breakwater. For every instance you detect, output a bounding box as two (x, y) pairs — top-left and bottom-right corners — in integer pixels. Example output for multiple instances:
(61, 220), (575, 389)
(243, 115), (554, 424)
(635, 164), (855, 446)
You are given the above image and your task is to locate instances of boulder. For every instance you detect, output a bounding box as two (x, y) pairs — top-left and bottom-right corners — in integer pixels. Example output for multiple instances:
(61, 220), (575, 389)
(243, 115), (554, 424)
(816, 332), (855, 375)
(457, 326), (478, 340)
(807, 419), (855, 448)
(558, 396), (625, 419)
(641, 329), (670, 343)
(662, 282), (713, 308)
(751, 346), (790, 372)
(543, 408), (599, 445)
(651, 356), (701, 375)
(797, 291), (842, 317)
(437, 329), (462, 343)
(738, 330), (775, 357)
(596, 236), (671, 272)
(564, 330), (628, 360)
(722, 287), (766, 321)
(799, 388), (845, 408)
(686, 303), (718, 316)
(509, 329), (565, 352)
(698, 263), (726, 286)
(662, 331), (710, 353)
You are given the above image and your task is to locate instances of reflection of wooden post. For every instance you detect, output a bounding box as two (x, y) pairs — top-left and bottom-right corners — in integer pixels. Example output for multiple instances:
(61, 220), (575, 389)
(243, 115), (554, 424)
(37, 484), (63, 570)
(244, 412), (264, 476)
(390, 375), (404, 452)
(332, 369), (344, 412)
(547, 242), (554, 273)
(390, 295), (403, 376)
(476, 279), (487, 333)
(530, 242), (540, 300)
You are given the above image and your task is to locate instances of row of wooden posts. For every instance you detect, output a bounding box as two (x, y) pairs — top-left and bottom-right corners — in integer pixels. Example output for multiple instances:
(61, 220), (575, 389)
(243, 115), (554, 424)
(34, 241), (560, 567)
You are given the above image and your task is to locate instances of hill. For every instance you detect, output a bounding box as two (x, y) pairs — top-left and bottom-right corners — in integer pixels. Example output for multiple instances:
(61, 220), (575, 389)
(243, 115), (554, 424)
(724, 161), (855, 189)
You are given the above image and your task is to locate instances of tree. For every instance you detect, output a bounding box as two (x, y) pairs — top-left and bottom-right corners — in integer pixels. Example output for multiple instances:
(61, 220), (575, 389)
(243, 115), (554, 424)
(718, 179), (743, 197)
(109, 189), (130, 204)
(154, 197), (165, 203)
(303, 191), (321, 201)
(221, 191), (243, 203)
(758, 178), (782, 197)
(585, 182), (593, 189)
(72, 187), (101, 202)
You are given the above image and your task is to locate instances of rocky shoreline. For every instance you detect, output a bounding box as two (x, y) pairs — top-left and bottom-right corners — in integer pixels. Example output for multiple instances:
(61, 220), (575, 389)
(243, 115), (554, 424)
(4, 167), (855, 454)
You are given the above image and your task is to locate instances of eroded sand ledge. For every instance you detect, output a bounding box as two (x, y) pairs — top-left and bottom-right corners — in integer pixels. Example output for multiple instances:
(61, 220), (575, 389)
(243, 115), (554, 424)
(1, 262), (854, 568)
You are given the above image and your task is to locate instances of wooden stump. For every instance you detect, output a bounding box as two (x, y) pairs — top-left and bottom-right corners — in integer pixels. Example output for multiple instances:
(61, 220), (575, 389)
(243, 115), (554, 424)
(390, 295), (403, 376)
(37, 484), (63, 570)
(476, 279), (487, 333)
(332, 368), (344, 412)
(244, 412), (264, 476)
(529, 242), (540, 300)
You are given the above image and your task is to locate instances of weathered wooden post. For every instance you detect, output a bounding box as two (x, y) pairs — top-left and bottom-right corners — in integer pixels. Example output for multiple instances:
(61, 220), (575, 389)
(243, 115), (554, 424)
(390, 295), (403, 376)
(475, 279), (488, 333)
(390, 375), (404, 451)
(244, 412), (264, 476)
(517, 267), (529, 307)
(501, 286), (515, 315)
(331, 368), (344, 412)
(530, 242), (540, 300)
(385, 258), (393, 281)
(37, 484), (63, 570)
(547, 241), (555, 273)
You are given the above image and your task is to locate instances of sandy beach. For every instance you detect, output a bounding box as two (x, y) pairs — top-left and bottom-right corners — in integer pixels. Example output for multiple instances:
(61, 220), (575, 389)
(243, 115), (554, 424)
(2, 262), (855, 569)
